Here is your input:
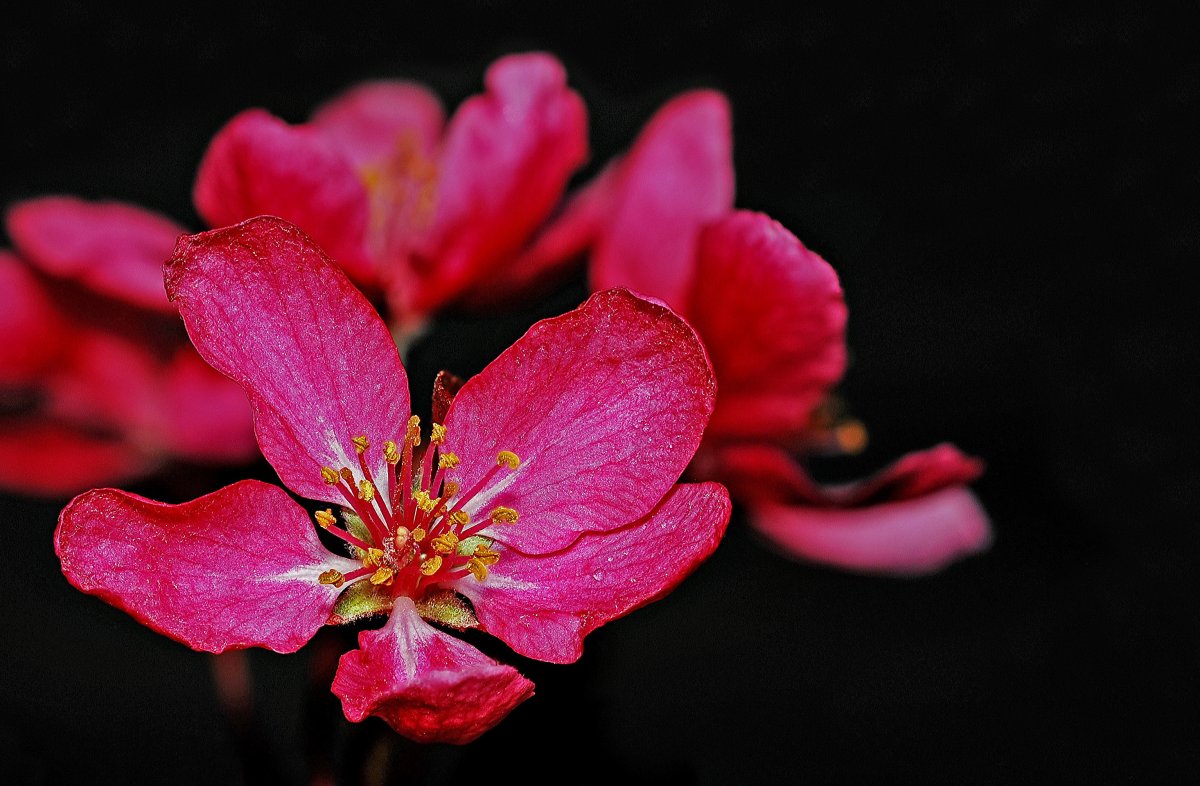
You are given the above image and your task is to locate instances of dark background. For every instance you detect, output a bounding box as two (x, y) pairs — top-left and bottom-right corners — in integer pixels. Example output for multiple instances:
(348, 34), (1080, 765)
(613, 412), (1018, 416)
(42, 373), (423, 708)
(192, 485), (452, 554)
(2, 3), (1197, 783)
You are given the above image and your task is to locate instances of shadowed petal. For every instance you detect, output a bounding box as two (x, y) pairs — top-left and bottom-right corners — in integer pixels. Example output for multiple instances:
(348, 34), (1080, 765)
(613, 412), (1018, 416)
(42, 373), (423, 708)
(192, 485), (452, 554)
(0, 418), (154, 497)
(309, 80), (445, 170)
(458, 482), (730, 664)
(332, 598), (534, 744)
(55, 481), (358, 652)
(443, 289), (715, 554)
(6, 197), (183, 312)
(165, 217), (410, 505)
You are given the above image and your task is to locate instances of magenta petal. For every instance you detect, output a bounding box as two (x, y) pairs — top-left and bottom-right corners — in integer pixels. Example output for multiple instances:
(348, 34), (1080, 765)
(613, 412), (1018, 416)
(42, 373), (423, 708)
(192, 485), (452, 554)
(443, 289), (715, 553)
(590, 90), (734, 308)
(55, 481), (357, 652)
(156, 349), (258, 464)
(331, 599), (534, 744)
(690, 211), (848, 444)
(6, 197), (183, 312)
(193, 109), (376, 285)
(165, 217), (411, 504)
(0, 251), (68, 384)
(459, 482), (730, 664)
(747, 486), (992, 576)
(406, 52), (588, 314)
(309, 80), (445, 170)
(0, 418), (154, 497)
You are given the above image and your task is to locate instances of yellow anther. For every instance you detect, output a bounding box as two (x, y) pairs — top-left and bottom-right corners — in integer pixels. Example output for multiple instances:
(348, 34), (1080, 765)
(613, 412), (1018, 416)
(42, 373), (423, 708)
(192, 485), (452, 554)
(497, 450), (521, 470)
(315, 509), (337, 529)
(318, 569), (345, 588)
(835, 419), (869, 455)
(430, 423), (447, 445)
(442, 481), (460, 498)
(369, 567), (395, 586)
(321, 467), (341, 485)
(437, 451), (460, 470)
(412, 490), (437, 513)
(419, 555), (443, 576)
(473, 544), (501, 566)
(406, 415), (421, 446)
(364, 548), (385, 567)
(383, 440), (400, 464)
(466, 557), (489, 582)
(412, 527), (427, 543)
(357, 479), (376, 502)
(431, 531), (460, 555)
(339, 467), (355, 484)
(352, 435), (370, 455)
(394, 527), (410, 550)
(449, 510), (470, 527)
(490, 506), (519, 525)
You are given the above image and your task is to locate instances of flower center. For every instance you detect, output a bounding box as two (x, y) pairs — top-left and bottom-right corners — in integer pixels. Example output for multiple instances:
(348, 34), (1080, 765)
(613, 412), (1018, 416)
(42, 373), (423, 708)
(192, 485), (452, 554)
(360, 133), (438, 259)
(314, 415), (517, 600)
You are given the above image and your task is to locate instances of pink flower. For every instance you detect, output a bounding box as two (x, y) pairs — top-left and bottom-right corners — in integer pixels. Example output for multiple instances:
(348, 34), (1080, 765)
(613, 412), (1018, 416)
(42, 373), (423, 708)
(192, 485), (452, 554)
(0, 198), (257, 496)
(55, 216), (730, 744)
(193, 52), (588, 339)
(572, 91), (990, 575)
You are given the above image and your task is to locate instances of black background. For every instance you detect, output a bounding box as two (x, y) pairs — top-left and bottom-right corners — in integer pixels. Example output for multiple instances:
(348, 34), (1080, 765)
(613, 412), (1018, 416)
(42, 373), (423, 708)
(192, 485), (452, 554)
(2, 3), (1197, 783)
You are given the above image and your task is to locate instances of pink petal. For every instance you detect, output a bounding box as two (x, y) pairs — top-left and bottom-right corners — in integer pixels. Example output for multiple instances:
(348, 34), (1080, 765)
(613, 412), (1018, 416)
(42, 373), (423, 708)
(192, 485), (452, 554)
(747, 486), (992, 576)
(331, 598), (534, 744)
(0, 251), (68, 384)
(156, 348), (259, 464)
(165, 217), (411, 505)
(309, 80), (445, 170)
(589, 90), (734, 308)
(443, 289), (715, 553)
(689, 212), (848, 444)
(820, 442), (986, 506)
(0, 418), (154, 497)
(5, 197), (184, 312)
(193, 109), (376, 285)
(458, 482), (730, 664)
(55, 481), (358, 652)
(400, 52), (588, 316)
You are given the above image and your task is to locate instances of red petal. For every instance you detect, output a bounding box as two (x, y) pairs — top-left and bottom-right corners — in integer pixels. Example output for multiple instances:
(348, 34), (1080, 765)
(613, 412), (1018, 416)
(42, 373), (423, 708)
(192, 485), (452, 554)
(0, 418), (154, 497)
(331, 599), (534, 744)
(309, 80), (445, 170)
(156, 348), (259, 463)
(590, 90), (733, 307)
(55, 481), (358, 652)
(0, 251), (68, 384)
(193, 109), (376, 285)
(689, 212), (848, 444)
(165, 217), (411, 505)
(6, 197), (183, 312)
(443, 289), (715, 554)
(400, 52), (588, 316)
(458, 482), (730, 664)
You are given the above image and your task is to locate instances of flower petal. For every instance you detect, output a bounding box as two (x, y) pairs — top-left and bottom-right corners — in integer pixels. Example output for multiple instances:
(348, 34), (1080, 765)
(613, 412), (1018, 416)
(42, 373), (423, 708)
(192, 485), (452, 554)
(400, 52), (588, 316)
(165, 217), (411, 504)
(0, 418), (154, 497)
(689, 211), (848, 444)
(6, 197), (183, 312)
(331, 598), (534, 744)
(55, 481), (358, 652)
(0, 251), (68, 384)
(193, 109), (375, 285)
(156, 348), (259, 464)
(443, 289), (715, 553)
(747, 486), (992, 576)
(458, 482), (730, 664)
(589, 90), (734, 308)
(309, 80), (445, 170)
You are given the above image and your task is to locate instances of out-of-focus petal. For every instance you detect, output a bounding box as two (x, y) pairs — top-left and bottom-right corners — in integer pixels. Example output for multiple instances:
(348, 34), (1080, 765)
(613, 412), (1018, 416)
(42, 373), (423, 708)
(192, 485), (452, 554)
(443, 289), (715, 554)
(0, 418), (154, 497)
(165, 217), (411, 505)
(55, 481), (358, 652)
(193, 109), (376, 285)
(458, 482), (730, 664)
(689, 212), (847, 444)
(0, 251), (68, 384)
(401, 53), (588, 315)
(6, 197), (183, 312)
(590, 90), (733, 308)
(157, 349), (258, 464)
(309, 81), (445, 170)
(331, 598), (534, 744)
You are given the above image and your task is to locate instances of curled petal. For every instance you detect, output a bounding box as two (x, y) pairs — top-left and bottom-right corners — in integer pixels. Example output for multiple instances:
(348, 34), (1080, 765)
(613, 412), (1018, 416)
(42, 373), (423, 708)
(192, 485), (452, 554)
(193, 109), (375, 284)
(6, 197), (183, 312)
(443, 289), (715, 554)
(0, 418), (154, 497)
(0, 251), (68, 384)
(309, 80), (445, 170)
(458, 483), (730, 664)
(590, 90), (734, 308)
(332, 599), (534, 744)
(165, 217), (411, 505)
(55, 481), (357, 652)
(689, 211), (847, 444)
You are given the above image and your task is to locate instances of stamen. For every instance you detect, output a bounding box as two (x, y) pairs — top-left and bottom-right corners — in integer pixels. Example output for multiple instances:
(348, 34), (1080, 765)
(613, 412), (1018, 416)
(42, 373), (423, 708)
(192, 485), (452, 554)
(497, 450), (521, 469)
(318, 569), (345, 587)
(490, 506), (519, 524)
(369, 567), (395, 585)
(352, 435), (370, 455)
(321, 466), (341, 485)
(430, 423), (447, 445)
(437, 452), (460, 470)
(339, 467), (355, 485)
(357, 479), (376, 502)
(406, 415), (421, 446)
(394, 527), (410, 550)
(466, 557), (489, 582)
(442, 481), (460, 498)
(449, 510), (470, 527)
(419, 555), (443, 576)
(431, 531), (459, 554)
(313, 510), (373, 552)
(364, 548), (385, 567)
(412, 527), (427, 543)
(383, 440), (400, 465)
(473, 544), (501, 566)
(315, 509), (337, 529)
(412, 490), (436, 513)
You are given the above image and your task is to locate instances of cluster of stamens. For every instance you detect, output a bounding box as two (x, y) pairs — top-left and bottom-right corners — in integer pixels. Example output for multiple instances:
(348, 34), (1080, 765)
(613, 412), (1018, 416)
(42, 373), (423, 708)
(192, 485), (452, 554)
(315, 415), (520, 599)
